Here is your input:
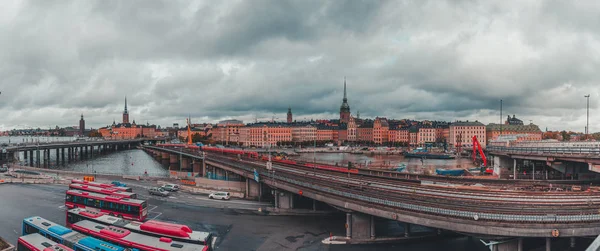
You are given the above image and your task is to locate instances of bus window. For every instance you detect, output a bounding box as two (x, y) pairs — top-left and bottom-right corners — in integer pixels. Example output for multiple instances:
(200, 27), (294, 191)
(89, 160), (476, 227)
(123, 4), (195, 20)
(24, 224), (39, 234)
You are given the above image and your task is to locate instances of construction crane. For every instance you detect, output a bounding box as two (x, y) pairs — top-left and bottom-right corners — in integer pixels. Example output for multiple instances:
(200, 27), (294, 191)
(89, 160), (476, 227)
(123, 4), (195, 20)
(186, 118), (192, 145)
(472, 135), (488, 169)
(456, 132), (462, 156)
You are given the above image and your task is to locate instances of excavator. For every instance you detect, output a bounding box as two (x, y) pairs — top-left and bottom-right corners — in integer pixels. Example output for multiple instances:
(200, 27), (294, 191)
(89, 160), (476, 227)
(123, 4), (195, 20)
(472, 135), (492, 174)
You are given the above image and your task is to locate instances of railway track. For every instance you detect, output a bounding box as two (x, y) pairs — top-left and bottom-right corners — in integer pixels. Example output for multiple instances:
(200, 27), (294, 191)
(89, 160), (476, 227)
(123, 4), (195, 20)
(200, 152), (600, 223)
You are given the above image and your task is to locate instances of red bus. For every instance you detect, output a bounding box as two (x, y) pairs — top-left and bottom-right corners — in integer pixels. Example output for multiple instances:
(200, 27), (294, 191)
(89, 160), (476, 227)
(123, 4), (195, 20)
(71, 179), (133, 192)
(17, 233), (73, 251)
(66, 208), (214, 248)
(69, 183), (137, 199)
(72, 220), (209, 251)
(65, 190), (147, 221)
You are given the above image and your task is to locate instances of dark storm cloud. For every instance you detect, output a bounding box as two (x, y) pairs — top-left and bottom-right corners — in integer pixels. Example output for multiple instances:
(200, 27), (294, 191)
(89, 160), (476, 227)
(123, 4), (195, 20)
(0, 0), (598, 131)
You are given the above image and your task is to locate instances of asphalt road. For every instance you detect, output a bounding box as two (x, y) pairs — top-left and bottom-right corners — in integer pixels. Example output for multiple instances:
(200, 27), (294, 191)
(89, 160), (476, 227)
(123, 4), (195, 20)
(0, 183), (489, 251)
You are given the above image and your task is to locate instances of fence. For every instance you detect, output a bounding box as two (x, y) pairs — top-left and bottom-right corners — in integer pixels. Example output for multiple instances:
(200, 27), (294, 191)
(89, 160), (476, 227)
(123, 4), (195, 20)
(488, 145), (600, 155)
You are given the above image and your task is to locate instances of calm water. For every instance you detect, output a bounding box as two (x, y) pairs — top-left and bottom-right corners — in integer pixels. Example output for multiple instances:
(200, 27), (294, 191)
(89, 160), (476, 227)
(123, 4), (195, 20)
(57, 149), (169, 177)
(293, 152), (476, 173)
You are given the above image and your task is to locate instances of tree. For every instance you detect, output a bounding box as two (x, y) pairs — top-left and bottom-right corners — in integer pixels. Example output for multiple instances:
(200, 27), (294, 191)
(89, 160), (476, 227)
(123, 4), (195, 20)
(88, 130), (103, 137)
(560, 131), (570, 141)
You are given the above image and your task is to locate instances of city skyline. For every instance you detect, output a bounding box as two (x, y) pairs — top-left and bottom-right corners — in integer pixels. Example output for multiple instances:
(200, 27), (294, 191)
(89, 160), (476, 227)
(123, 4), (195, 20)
(0, 1), (599, 132)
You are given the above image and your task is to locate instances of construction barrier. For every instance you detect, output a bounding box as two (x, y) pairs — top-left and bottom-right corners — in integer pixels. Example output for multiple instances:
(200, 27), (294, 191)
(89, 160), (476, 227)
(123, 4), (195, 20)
(83, 176), (95, 182)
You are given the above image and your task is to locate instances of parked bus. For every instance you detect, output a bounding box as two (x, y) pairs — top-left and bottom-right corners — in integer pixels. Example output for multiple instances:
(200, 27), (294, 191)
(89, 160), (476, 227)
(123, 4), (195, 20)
(65, 190), (147, 221)
(17, 233), (73, 251)
(72, 220), (209, 251)
(66, 208), (214, 248)
(69, 183), (137, 199)
(71, 179), (133, 192)
(21, 217), (132, 251)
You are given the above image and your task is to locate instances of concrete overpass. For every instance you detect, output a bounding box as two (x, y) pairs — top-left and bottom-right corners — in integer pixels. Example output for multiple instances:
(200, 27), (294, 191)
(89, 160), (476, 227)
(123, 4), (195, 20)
(145, 145), (600, 250)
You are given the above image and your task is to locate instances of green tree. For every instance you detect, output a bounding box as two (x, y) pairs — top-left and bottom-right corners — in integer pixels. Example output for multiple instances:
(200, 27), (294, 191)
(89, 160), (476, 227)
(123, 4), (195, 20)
(560, 131), (570, 141)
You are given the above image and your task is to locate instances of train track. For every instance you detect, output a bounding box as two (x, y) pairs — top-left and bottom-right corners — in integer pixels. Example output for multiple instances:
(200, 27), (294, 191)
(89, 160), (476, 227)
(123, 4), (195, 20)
(197, 151), (600, 223)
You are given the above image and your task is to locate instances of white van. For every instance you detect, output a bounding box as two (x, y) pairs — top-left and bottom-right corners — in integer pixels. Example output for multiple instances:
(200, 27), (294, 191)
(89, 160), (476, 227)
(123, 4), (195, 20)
(208, 192), (230, 200)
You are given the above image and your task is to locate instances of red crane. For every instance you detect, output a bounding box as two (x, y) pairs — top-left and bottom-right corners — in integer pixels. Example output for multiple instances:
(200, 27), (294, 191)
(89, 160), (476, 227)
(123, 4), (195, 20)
(472, 135), (487, 167)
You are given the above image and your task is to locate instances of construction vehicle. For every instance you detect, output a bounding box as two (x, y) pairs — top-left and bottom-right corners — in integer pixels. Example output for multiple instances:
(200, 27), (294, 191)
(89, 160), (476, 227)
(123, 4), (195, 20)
(472, 136), (492, 174)
(186, 118), (193, 145)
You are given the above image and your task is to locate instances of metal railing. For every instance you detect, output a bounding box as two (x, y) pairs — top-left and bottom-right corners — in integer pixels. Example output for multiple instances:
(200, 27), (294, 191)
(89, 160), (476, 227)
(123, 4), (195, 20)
(205, 156), (600, 224)
(488, 145), (600, 155)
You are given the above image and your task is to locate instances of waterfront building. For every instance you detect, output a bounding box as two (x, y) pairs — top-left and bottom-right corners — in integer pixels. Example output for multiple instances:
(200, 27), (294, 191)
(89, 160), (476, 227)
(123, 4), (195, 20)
(486, 123), (542, 143)
(409, 129), (418, 146)
(213, 120), (244, 145)
(291, 123), (317, 143)
(373, 117), (389, 144)
(449, 121), (486, 148)
(287, 106), (293, 123)
(339, 78), (351, 123)
(417, 127), (437, 146)
(98, 98), (162, 139)
(357, 120), (374, 143)
(238, 123), (292, 147)
(316, 125), (336, 141)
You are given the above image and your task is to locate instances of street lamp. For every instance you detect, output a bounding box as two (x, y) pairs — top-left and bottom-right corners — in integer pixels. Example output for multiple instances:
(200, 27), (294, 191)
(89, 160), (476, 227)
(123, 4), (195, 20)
(585, 94), (590, 136)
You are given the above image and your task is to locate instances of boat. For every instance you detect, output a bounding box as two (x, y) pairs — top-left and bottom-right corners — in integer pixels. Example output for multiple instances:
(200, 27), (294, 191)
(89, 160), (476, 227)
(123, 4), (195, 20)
(403, 152), (455, 159)
(435, 169), (465, 176)
(392, 164), (407, 172)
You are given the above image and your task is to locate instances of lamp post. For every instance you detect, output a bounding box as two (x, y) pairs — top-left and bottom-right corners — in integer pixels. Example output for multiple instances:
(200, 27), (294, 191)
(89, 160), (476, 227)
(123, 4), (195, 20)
(313, 127), (316, 177)
(585, 94), (590, 136)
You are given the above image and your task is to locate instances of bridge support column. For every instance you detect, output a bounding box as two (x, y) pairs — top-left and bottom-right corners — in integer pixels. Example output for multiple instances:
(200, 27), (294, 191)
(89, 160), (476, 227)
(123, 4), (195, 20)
(90, 146), (93, 158)
(246, 178), (260, 199)
(370, 216), (375, 239)
(61, 148), (65, 165)
(570, 237), (576, 248)
(346, 213), (352, 238)
(30, 151), (34, 166)
(55, 148), (59, 166)
(193, 162), (201, 174)
(513, 159), (517, 180)
(169, 154), (179, 170)
(80, 147), (84, 160)
(404, 223), (411, 237)
(35, 150), (40, 167)
(545, 238), (550, 251)
(518, 238), (523, 251)
(181, 157), (190, 171)
(24, 151), (27, 165)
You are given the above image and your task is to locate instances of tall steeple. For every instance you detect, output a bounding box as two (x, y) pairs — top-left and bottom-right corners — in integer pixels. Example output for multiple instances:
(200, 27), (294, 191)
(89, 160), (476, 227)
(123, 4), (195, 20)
(287, 105), (293, 123)
(124, 96), (128, 114)
(340, 77), (351, 123)
(343, 77), (347, 102)
(122, 96), (130, 124)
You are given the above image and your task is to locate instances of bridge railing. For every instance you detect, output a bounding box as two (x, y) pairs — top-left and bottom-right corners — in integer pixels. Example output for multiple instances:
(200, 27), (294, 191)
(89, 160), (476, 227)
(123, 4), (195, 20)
(488, 145), (600, 155)
(205, 155), (600, 224)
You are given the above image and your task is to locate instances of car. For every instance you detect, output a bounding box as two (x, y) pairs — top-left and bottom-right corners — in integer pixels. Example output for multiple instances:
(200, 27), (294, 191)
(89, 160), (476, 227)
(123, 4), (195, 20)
(161, 184), (179, 192)
(0, 164), (7, 173)
(208, 192), (230, 200)
(111, 181), (127, 187)
(148, 187), (169, 197)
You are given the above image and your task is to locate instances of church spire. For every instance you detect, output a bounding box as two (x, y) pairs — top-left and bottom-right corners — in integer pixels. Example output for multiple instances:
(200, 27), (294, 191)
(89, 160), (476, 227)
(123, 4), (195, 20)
(343, 77), (347, 102)
(124, 96), (128, 114)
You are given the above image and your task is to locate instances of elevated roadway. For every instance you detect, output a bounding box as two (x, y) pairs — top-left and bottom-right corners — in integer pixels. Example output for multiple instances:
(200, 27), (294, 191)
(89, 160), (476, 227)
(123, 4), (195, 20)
(146, 146), (600, 239)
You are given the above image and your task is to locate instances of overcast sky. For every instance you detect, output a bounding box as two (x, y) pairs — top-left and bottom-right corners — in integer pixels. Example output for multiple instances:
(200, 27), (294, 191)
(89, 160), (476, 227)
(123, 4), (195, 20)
(0, 0), (599, 132)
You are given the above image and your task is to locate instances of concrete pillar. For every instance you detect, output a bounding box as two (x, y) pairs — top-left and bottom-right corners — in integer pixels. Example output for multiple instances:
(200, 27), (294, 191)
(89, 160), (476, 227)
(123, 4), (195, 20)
(492, 244), (498, 251)
(518, 238), (523, 251)
(570, 237), (576, 248)
(513, 159), (517, 180)
(370, 216), (376, 239)
(274, 192), (279, 208)
(181, 157), (190, 171)
(29, 151), (33, 166)
(55, 148), (59, 166)
(90, 146), (93, 158)
(258, 182), (262, 202)
(346, 213), (352, 238)
(202, 159), (207, 177)
(404, 223), (411, 237)
(36, 150), (40, 167)
(24, 151), (28, 165)
(312, 199), (316, 211)
(290, 193), (294, 209)
(61, 148), (65, 165)
(193, 162), (201, 174)
(169, 154), (178, 170)
(545, 238), (550, 251)
(533, 164), (535, 180)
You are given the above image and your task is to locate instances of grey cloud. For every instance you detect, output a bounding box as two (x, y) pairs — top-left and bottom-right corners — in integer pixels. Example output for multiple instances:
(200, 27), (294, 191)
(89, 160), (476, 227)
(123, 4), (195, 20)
(0, 0), (598, 132)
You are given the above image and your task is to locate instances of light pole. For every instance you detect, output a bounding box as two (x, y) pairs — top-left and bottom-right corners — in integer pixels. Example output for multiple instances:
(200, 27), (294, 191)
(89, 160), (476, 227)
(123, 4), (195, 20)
(585, 94), (590, 136)
(313, 128), (316, 176)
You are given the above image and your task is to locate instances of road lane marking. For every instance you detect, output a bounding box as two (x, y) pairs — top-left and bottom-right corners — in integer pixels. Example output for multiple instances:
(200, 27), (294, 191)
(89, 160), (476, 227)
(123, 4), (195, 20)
(150, 212), (162, 220)
(148, 205), (158, 212)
